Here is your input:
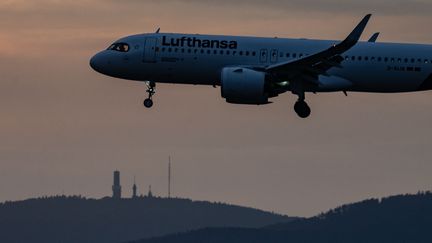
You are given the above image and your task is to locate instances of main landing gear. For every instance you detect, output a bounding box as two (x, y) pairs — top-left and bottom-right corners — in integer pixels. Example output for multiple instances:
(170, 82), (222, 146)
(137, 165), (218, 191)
(143, 81), (156, 108)
(294, 100), (311, 118)
(292, 89), (311, 119)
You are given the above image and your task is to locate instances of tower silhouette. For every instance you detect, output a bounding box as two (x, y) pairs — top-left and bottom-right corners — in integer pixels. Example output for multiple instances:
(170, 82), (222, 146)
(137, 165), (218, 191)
(132, 176), (137, 199)
(112, 171), (121, 199)
(148, 185), (153, 198)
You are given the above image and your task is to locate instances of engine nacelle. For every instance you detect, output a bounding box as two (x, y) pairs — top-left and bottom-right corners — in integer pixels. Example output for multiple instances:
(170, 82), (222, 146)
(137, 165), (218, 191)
(221, 67), (269, 104)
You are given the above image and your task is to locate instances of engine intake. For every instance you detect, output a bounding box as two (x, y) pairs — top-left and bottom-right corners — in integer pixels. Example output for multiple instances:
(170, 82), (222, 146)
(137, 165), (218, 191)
(221, 67), (269, 104)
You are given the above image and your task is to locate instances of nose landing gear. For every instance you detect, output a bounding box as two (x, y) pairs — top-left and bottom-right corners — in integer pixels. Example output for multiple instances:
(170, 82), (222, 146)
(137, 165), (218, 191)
(143, 81), (156, 108)
(143, 98), (153, 108)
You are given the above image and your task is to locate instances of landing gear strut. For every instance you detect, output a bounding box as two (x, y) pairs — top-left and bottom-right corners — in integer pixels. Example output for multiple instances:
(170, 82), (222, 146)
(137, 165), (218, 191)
(292, 89), (311, 118)
(143, 81), (156, 108)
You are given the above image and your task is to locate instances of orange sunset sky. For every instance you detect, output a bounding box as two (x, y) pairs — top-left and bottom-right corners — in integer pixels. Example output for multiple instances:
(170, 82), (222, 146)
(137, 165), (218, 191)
(1, 0), (432, 216)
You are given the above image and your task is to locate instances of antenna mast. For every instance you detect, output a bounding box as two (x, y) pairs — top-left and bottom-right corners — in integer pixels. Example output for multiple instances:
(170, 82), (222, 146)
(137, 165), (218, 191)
(168, 156), (171, 198)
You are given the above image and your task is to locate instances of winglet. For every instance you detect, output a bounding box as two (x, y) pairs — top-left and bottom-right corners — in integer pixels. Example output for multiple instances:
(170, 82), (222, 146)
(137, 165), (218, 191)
(265, 14), (372, 72)
(342, 14), (372, 47)
(368, 32), (380, 42)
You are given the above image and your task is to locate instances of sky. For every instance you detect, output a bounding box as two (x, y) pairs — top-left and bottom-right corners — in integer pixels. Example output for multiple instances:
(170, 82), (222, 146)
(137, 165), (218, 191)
(1, 0), (432, 217)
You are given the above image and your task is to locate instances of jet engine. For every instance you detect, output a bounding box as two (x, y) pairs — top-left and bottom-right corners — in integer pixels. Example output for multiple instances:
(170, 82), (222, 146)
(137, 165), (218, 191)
(221, 67), (269, 104)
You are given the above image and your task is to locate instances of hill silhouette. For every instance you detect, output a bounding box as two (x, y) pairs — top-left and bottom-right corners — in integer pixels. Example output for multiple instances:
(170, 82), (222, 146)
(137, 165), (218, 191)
(0, 196), (294, 243)
(132, 192), (432, 243)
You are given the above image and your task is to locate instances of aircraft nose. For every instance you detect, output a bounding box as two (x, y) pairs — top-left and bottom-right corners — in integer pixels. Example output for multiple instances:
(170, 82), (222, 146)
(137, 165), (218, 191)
(90, 52), (105, 73)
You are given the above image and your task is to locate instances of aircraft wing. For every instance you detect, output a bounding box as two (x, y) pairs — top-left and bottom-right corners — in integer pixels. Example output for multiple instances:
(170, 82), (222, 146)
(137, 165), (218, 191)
(266, 14), (371, 80)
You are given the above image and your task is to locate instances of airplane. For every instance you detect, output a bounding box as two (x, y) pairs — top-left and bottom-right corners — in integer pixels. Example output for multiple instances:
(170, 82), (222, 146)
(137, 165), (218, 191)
(90, 14), (432, 118)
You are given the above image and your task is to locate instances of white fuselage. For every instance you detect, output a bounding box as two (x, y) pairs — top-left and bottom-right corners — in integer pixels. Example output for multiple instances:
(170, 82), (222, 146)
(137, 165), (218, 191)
(90, 33), (432, 93)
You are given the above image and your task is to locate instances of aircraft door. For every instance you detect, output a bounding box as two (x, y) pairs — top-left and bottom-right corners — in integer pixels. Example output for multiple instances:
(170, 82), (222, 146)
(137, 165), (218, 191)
(270, 49), (278, 63)
(259, 49), (268, 63)
(143, 37), (157, 63)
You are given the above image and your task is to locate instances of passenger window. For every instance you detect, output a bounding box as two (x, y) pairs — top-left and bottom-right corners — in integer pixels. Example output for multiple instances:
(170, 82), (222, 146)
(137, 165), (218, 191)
(345, 56), (349, 60)
(220, 50), (224, 55)
(358, 56), (362, 61)
(411, 58), (415, 63)
(397, 58), (402, 62)
(384, 57), (388, 62)
(200, 49), (204, 54)
(299, 54), (303, 58)
(213, 50), (217, 54)
(293, 53), (297, 58)
(378, 57), (382, 62)
(351, 56), (355, 61)
(246, 51), (250, 56)
(252, 51), (256, 56)
(279, 52), (284, 58)
(168, 48), (172, 52)
(187, 49), (191, 53)
(286, 53), (290, 58)
(425, 59), (429, 64)
(365, 56), (369, 61)
(226, 50), (231, 55)
(404, 58), (408, 63)
(391, 58), (395, 62)
(239, 51), (243, 56)
(181, 49), (185, 53)
(207, 50), (211, 54)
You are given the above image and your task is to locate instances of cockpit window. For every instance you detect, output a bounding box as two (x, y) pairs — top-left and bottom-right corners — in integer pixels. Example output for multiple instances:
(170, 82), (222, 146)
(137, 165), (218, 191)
(107, 43), (130, 52)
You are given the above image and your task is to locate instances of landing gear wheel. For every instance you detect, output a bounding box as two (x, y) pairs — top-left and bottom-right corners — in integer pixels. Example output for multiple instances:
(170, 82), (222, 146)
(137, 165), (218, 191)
(294, 100), (311, 118)
(144, 98), (153, 108)
(143, 81), (156, 109)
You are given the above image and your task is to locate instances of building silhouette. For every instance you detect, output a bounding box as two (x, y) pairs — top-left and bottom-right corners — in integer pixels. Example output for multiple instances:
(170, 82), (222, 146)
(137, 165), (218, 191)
(112, 171), (121, 199)
(148, 185), (153, 198)
(132, 177), (137, 199)
(110, 171), (160, 199)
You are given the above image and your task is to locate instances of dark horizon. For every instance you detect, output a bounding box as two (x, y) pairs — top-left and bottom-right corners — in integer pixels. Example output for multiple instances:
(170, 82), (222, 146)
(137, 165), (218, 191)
(0, 194), (295, 243)
(1, 191), (431, 243)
